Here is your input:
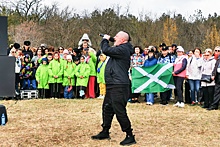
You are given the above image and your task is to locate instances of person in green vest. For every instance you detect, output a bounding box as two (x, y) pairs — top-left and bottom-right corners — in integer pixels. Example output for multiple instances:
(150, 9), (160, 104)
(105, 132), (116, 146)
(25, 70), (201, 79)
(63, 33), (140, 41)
(63, 55), (76, 99)
(81, 42), (97, 98)
(48, 52), (64, 98)
(36, 58), (49, 98)
(97, 53), (107, 99)
(75, 55), (90, 99)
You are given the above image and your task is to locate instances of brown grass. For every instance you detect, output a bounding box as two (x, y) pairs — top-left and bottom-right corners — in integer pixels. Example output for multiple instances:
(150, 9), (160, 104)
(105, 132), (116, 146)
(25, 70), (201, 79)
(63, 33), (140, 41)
(0, 98), (220, 147)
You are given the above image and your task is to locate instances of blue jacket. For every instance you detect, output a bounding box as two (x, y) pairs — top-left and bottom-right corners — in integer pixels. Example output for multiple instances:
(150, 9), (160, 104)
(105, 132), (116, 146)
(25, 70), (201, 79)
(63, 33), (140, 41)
(144, 56), (157, 67)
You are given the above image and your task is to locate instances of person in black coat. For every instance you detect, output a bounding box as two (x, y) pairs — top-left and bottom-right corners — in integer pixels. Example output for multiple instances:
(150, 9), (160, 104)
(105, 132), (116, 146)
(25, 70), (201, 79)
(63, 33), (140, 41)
(207, 47), (220, 110)
(91, 31), (136, 146)
(22, 41), (33, 59)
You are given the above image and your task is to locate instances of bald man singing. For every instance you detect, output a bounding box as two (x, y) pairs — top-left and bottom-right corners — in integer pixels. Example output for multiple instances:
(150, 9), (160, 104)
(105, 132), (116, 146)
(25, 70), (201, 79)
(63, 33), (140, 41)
(91, 31), (136, 146)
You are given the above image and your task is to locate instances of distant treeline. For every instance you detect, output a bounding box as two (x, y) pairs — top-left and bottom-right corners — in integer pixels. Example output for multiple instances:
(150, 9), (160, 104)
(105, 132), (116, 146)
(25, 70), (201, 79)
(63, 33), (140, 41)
(1, 0), (220, 51)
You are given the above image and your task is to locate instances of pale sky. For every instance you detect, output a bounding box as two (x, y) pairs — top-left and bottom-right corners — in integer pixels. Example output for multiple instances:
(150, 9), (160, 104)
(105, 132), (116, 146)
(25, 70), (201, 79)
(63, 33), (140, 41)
(42, 0), (220, 20)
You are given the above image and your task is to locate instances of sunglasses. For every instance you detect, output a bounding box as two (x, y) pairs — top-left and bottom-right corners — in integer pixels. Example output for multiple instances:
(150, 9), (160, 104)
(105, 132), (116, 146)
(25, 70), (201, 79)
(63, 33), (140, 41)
(215, 50), (220, 52)
(11, 51), (16, 53)
(59, 48), (63, 50)
(203, 55), (210, 56)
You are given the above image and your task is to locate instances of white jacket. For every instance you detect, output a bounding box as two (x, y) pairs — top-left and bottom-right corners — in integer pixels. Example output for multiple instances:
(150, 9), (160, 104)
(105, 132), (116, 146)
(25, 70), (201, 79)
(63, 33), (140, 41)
(201, 56), (216, 87)
(186, 56), (203, 80)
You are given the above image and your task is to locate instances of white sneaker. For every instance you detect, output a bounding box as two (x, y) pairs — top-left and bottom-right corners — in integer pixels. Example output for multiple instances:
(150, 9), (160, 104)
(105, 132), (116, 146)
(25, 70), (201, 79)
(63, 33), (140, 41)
(148, 102), (153, 105)
(97, 95), (104, 99)
(178, 102), (185, 108)
(173, 102), (180, 107)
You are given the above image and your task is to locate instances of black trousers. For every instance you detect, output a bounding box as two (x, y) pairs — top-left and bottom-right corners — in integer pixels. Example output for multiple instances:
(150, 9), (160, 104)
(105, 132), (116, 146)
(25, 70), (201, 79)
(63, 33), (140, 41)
(160, 90), (170, 103)
(210, 83), (220, 109)
(174, 76), (185, 102)
(202, 86), (215, 108)
(49, 83), (62, 98)
(101, 85), (132, 134)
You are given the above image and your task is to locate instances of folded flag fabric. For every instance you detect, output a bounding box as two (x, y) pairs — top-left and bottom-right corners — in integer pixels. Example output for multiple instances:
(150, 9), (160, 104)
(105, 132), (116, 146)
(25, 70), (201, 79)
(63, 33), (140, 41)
(132, 63), (175, 93)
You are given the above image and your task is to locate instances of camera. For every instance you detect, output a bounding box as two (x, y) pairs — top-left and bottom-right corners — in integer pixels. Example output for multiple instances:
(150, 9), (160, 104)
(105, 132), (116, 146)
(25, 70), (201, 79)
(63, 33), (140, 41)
(83, 48), (89, 51)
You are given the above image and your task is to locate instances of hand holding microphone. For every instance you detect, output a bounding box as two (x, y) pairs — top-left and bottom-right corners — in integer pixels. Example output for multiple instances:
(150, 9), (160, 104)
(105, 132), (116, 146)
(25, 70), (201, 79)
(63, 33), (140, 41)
(99, 34), (115, 42)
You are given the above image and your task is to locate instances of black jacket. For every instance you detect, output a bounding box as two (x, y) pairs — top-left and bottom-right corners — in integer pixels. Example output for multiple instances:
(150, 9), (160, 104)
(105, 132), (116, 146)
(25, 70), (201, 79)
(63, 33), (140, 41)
(212, 56), (220, 84)
(101, 39), (134, 86)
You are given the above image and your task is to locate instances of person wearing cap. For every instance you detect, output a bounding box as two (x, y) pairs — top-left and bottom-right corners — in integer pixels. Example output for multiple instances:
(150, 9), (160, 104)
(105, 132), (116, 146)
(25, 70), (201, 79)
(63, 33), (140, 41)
(173, 46), (188, 108)
(157, 46), (175, 105)
(22, 41), (33, 59)
(200, 48), (216, 109)
(75, 56), (90, 99)
(63, 54), (76, 99)
(207, 46), (220, 110)
(143, 49), (158, 105)
(48, 52), (64, 98)
(36, 58), (49, 98)
(159, 43), (166, 52)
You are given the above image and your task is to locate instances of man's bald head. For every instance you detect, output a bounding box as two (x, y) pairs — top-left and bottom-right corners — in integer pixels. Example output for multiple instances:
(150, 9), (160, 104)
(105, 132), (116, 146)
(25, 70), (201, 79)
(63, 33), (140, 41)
(118, 31), (129, 42)
(114, 31), (130, 46)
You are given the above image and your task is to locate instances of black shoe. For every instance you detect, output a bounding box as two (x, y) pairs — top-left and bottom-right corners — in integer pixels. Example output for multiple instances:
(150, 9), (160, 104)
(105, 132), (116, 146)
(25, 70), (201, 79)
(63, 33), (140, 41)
(91, 131), (110, 140)
(120, 135), (136, 146)
(207, 107), (218, 111)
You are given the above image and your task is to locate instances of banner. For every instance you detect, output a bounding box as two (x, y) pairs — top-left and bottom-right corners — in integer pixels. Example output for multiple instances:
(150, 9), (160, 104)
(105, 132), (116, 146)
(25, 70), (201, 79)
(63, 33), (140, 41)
(132, 63), (175, 93)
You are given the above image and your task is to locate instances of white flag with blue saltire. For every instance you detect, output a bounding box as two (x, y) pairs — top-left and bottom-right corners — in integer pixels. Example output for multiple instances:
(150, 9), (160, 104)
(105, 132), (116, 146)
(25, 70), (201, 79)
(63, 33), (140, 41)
(132, 63), (175, 93)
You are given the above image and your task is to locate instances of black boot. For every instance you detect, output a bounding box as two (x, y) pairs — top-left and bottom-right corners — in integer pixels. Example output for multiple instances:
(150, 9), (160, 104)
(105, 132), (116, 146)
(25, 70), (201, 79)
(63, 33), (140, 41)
(120, 135), (136, 146)
(91, 130), (110, 140)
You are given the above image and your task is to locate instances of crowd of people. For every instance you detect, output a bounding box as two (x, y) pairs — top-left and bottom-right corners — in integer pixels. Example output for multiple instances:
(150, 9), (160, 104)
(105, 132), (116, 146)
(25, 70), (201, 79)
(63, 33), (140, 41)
(8, 33), (220, 111)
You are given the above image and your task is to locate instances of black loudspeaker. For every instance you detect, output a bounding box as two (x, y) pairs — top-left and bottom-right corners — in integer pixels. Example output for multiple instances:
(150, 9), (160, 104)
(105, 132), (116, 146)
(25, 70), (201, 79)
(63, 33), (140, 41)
(0, 56), (15, 97)
(0, 16), (8, 56)
(0, 105), (8, 125)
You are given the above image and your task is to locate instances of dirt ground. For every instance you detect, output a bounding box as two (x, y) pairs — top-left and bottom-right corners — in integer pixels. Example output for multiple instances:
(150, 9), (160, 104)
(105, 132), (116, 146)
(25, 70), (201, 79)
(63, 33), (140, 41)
(0, 98), (219, 147)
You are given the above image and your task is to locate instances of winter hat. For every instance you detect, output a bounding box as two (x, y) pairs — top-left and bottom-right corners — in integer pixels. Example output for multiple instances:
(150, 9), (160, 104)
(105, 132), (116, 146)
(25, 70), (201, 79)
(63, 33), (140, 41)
(13, 43), (20, 49)
(24, 54), (31, 61)
(66, 54), (72, 60)
(100, 54), (107, 60)
(78, 33), (92, 47)
(63, 49), (69, 54)
(42, 57), (48, 63)
(176, 46), (184, 52)
(24, 41), (31, 46)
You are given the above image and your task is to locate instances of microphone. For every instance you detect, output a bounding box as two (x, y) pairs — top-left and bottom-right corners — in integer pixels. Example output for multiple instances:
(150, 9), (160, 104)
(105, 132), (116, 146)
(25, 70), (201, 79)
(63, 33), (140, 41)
(99, 34), (115, 42)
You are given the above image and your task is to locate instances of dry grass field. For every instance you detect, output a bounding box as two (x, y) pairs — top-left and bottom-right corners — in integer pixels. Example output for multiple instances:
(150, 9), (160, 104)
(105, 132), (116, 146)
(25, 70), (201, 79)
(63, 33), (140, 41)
(0, 98), (219, 147)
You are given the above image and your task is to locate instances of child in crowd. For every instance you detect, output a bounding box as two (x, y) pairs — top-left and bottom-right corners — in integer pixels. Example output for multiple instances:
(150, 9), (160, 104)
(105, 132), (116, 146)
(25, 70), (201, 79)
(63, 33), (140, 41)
(48, 52), (63, 98)
(20, 54), (33, 90)
(143, 49), (158, 105)
(63, 55), (76, 99)
(36, 58), (49, 98)
(97, 54), (107, 99)
(75, 56), (90, 99)
(47, 53), (53, 63)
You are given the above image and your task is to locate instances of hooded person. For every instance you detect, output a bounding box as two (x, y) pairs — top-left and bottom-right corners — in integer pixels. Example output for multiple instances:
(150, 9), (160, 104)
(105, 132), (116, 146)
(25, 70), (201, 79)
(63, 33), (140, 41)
(48, 52), (64, 98)
(63, 54), (76, 99)
(20, 54), (33, 89)
(75, 55), (90, 99)
(78, 33), (96, 55)
(36, 58), (49, 98)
